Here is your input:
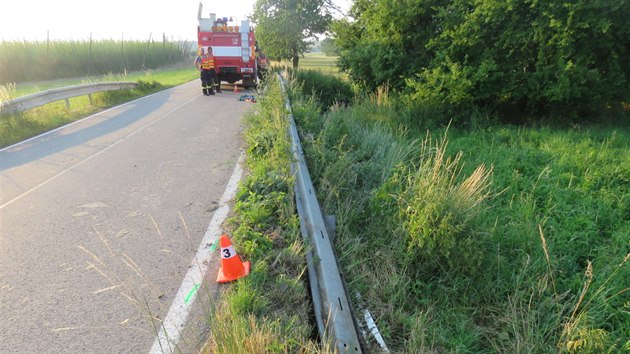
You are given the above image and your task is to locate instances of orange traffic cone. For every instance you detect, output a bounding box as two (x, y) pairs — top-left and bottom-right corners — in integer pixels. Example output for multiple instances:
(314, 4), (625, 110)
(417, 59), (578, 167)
(216, 235), (250, 283)
(233, 83), (240, 93)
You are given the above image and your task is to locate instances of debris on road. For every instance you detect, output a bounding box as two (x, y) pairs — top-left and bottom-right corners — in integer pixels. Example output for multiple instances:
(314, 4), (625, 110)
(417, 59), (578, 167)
(238, 95), (256, 103)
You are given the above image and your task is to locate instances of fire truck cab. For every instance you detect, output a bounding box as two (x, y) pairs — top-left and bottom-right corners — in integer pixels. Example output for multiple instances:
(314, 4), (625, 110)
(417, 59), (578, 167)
(197, 3), (258, 88)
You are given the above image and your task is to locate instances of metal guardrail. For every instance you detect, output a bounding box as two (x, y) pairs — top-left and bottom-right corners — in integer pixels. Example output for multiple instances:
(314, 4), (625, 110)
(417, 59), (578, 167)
(278, 74), (362, 353)
(0, 82), (138, 115)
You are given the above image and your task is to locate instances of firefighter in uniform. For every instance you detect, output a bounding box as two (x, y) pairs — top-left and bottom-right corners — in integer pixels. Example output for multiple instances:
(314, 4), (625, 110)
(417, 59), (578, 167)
(194, 47), (220, 95)
(257, 53), (268, 81)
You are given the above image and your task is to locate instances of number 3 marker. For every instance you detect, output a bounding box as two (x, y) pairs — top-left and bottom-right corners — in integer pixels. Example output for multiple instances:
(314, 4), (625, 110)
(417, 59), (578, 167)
(221, 245), (236, 259)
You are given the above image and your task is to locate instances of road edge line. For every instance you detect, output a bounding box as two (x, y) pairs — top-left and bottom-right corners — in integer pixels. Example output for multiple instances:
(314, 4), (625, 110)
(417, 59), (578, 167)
(149, 151), (245, 354)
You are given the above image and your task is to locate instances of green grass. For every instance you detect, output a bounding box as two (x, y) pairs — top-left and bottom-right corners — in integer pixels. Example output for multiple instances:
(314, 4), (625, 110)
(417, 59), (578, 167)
(271, 52), (341, 75)
(201, 75), (331, 353)
(299, 53), (339, 73)
(281, 73), (629, 352)
(0, 66), (198, 148)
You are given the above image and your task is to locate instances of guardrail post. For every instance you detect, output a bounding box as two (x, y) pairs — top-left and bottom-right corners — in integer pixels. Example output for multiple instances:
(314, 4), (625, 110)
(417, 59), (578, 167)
(64, 98), (71, 111)
(324, 215), (336, 242)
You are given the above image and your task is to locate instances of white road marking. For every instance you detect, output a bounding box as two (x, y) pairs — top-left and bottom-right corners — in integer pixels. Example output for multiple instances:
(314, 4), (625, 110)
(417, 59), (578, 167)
(0, 95), (200, 209)
(149, 152), (244, 354)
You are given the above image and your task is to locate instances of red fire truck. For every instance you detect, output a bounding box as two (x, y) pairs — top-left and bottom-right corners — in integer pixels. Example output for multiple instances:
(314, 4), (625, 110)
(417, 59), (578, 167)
(197, 3), (260, 88)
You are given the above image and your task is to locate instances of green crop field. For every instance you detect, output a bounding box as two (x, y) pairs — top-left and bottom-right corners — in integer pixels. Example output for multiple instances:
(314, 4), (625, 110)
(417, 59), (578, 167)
(299, 53), (338, 72)
(0, 38), (193, 85)
(270, 52), (340, 75)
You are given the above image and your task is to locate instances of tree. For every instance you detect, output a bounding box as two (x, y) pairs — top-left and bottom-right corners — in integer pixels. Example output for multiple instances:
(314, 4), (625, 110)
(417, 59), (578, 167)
(320, 37), (339, 56)
(332, 0), (443, 91)
(334, 0), (630, 121)
(252, 0), (334, 69)
(415, 0), (630, 118)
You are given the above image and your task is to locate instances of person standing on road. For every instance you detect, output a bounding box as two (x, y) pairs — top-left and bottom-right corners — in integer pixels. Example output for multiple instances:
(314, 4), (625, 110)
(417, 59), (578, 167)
(194, 47), (216, 95)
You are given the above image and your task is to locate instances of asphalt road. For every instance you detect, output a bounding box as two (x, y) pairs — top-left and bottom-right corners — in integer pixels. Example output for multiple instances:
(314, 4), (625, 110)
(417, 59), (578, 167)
(0, 81), (251, 353)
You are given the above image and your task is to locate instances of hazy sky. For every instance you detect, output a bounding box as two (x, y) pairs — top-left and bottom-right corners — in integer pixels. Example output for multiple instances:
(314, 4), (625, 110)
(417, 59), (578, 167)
(0, 0), (352, 41)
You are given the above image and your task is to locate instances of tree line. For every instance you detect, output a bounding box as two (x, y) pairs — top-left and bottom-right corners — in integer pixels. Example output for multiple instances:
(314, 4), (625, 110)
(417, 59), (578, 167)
(342, 0), (630, 121)
(253, 0), (630, 123)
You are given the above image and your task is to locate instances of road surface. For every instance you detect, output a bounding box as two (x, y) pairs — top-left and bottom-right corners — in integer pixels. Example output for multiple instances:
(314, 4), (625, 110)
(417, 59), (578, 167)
(0, 81), (251, 353)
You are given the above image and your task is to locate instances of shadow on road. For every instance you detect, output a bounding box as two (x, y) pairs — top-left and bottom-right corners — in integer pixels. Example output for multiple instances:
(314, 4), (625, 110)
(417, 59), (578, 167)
(0, 90), (173, 172)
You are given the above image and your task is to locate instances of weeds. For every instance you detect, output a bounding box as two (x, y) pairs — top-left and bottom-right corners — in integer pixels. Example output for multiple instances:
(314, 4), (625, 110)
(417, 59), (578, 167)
(286, 71), (630, 352)
(374, 131), (494, 275)
(294, 70), (353, 110)
(559, 253), (630, 352)
(202, 75), (325, 353)
(0, 82), (16, 104)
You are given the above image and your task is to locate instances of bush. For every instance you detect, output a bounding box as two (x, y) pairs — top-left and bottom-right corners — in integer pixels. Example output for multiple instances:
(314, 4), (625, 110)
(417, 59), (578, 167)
(294, 69), (353, 110)
(334, 0), (630, 122)
(374, 133), (493, 275)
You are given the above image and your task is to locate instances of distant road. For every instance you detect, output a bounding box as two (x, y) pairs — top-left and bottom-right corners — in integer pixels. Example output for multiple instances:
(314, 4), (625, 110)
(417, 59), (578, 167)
(0, 81), (250, 353)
